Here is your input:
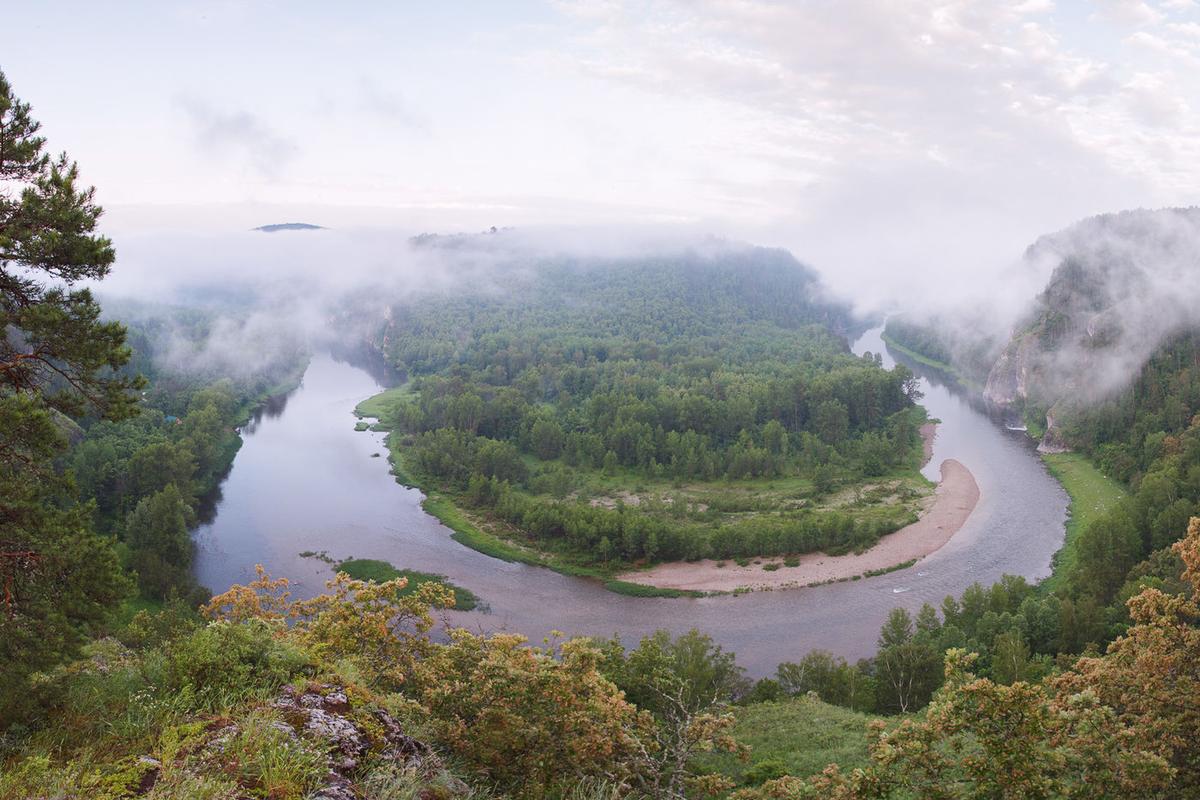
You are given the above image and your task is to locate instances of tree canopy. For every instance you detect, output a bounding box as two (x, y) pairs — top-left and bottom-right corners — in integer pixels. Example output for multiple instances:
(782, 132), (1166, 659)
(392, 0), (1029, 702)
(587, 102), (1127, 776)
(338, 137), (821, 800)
(0, 69), (138, 716)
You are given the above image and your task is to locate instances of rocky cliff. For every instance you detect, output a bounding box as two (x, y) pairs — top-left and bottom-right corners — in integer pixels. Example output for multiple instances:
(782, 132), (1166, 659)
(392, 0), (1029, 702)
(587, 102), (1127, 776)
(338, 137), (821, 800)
(981, 208), (1200, 452)
(983, 333), (1038, 407)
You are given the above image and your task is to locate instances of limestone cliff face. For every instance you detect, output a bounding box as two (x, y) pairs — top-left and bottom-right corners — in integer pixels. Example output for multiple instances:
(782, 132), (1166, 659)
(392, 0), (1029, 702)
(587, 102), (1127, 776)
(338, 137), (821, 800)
(980, 208), (1200, 455)
(984, 336), (1070, 452)
(983, 334), (1037, 407)
(1037, 410), (1071, 454)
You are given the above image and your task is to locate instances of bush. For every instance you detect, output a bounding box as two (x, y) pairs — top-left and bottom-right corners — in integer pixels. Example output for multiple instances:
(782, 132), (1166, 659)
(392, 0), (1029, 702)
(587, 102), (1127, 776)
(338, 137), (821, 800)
(744, 757), (789, 786)
(165, 620), (312, 708)
(414, 630), (646, 796)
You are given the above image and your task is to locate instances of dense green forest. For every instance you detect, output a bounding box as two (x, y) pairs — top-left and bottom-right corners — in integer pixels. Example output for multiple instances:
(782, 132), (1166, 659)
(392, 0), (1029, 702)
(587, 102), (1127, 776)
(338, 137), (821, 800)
(5, 70), (1200, 799)
(364, 246), (928, 572)
(882, 212), (1200, 634)
(833, 211), (1200, 746)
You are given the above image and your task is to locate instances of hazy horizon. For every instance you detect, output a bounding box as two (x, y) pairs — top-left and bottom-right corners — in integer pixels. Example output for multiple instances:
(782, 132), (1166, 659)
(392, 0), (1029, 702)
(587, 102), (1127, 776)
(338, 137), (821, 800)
(7, 1), (1200, 317)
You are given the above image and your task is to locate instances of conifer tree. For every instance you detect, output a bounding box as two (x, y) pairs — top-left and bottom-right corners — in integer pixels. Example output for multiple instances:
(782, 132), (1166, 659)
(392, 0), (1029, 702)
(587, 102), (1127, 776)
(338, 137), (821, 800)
(0, 68), (139, 719)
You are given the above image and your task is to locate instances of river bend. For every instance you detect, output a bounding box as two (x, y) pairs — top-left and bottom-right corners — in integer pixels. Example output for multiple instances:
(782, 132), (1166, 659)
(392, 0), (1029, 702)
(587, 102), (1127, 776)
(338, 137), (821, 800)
(194, 327), (1068, 675)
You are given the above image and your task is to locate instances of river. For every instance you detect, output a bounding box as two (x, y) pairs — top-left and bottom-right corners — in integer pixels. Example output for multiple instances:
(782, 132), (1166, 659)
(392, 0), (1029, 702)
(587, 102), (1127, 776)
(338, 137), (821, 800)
(194, 327), (1068, 675)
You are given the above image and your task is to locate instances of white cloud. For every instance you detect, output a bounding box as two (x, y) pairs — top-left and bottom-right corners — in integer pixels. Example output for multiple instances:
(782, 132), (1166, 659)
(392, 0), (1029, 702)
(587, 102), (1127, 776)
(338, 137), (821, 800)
(6, 1), (1199, 319)
(1092, 0), (1166, 26)
(533, 1), (1200, 312)
(177, 97), (298, 180)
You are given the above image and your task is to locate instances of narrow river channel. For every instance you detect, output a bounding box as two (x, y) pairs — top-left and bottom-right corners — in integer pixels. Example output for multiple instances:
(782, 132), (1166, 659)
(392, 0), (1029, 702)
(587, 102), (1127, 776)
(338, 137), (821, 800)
(194, 327), (1068, 675)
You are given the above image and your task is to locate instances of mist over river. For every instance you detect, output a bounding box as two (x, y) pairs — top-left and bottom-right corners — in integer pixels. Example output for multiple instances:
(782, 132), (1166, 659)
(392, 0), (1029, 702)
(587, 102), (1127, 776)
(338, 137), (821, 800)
(194, 327), (1068, 675)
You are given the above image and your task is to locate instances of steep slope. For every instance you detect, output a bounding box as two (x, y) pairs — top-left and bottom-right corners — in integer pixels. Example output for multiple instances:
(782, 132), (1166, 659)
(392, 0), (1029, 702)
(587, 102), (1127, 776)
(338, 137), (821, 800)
(982, 208), (1200, 450)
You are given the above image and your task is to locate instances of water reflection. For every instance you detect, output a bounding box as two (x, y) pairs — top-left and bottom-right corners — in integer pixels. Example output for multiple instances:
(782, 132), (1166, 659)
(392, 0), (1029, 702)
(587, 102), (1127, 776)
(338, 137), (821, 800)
(194, 334), (1068, 675)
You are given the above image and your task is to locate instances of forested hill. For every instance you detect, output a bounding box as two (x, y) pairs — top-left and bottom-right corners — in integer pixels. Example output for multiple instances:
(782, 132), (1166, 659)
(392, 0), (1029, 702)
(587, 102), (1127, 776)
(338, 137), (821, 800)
(983, 207), (1200, 422)
(252, 222), (324, 232)
(360, 240), (925, 571)
(884, 207), (1200, 667)
(381, 238), (857, 366)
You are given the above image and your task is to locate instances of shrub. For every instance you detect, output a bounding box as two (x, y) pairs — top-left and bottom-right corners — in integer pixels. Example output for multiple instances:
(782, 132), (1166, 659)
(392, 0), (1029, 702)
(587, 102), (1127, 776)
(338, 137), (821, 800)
(414, 631), (647, 796)
(165, 620), (312, 708)
(744, 758), (788, 786)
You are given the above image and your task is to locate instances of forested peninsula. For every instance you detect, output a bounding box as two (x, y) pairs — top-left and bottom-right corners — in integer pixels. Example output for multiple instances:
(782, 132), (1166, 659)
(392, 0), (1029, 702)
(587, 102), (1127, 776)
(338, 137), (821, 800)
(354, 242), (937, 593)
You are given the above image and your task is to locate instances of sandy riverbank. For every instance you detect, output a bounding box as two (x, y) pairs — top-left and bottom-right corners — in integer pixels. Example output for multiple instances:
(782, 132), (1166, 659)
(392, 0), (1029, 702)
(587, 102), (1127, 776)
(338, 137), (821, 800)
(615, 457), (979, 593)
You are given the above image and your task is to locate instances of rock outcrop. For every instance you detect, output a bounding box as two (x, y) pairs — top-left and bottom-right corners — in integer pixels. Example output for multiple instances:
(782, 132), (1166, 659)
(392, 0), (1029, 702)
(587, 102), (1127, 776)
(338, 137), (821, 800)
(129, 683), (452, 799)
(983, 333), (1037, 407)
(1037, 410), (1070, 454)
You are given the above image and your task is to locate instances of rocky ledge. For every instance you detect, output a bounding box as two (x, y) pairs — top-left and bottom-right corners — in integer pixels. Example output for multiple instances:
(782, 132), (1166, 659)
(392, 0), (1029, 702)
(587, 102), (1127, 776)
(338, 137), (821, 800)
(128, 684), (458, 800)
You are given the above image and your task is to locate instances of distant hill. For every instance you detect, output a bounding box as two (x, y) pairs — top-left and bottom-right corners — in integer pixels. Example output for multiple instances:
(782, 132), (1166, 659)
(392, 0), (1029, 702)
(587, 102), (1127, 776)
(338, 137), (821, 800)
(252, 222), (325, 232)
(984, 209), (1200, 402)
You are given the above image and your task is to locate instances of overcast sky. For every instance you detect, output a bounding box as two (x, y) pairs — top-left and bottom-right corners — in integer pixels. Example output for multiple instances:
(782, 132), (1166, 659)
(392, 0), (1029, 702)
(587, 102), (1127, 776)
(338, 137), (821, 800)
(4, 1), (1199, 308)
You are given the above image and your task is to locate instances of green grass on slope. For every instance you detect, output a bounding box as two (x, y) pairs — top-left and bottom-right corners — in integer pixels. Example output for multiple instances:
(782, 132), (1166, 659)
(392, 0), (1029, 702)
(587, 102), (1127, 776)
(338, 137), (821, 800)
(1041, 452), (1128, 592)
(335, 558), (482, 612)
(701, 695), (876, 785)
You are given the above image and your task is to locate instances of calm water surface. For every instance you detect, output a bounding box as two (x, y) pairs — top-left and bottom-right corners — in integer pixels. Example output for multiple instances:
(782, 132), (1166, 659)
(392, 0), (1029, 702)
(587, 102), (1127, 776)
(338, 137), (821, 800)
(194, 330), (1067, 675)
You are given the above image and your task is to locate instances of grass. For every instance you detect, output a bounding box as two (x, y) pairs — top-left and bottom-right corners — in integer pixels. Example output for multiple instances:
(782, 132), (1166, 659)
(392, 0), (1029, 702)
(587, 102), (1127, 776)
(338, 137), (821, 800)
(1023, 409), (1047, 441)
(701, 695), (877, 785)
(421, 494), (542, 565)
(862, 558), (917, 578)
(880, 333), (984, 392)
(354, 385), (414, 423)
(601, 579), (703, 598)
(1040, 451), (1128, 592)
(336, 558), (482, 611)
(226, 709), (327, 797)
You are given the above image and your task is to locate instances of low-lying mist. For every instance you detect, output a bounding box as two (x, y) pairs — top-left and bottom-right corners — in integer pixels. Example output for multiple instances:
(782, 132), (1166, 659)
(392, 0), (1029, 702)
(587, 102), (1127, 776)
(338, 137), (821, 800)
(1017, 207), (1200, 404)
(96, 207), (1199, 406)
(95, 224), (823, 379)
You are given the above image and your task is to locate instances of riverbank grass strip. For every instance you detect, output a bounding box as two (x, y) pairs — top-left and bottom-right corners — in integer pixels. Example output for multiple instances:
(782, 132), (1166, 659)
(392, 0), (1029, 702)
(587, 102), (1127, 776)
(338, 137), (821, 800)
(862, 558), (918, 578)
(1040, 452), (1128, 592)
(354, 385), (414, 429)
(602, 579), (705, 598)
(421, 495), (542, 565)
(880, 333), (984, 392)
